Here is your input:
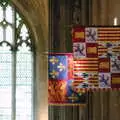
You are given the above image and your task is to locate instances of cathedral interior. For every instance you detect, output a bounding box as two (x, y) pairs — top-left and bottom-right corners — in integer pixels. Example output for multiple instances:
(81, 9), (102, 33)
(0, 0), (120, 120)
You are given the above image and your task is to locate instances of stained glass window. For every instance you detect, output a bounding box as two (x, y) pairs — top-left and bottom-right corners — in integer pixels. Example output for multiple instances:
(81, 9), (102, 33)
(0, 1), (34, 120)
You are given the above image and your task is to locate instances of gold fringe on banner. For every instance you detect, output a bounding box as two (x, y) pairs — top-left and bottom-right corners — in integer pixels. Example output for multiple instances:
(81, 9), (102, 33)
(49, 104), (87, 107)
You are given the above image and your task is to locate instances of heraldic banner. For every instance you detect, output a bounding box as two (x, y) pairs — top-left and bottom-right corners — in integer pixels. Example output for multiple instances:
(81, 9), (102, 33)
(48, 26), (120, 105)
(48, 53), (87, 105)
(72, 26), (120, 89)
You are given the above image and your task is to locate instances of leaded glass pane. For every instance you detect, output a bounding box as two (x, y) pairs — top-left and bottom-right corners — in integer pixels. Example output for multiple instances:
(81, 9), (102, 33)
(0, 42), (11, 51)
(0, 6), (3, 22)
(0, 44), (12, 120)
(5, 5), (13, 24)
(20, 24), (29, 41)
(16, 13), (21, 28)
(0, 26), (3, 42)
(5, 25), (13, 44)
(28, 39), (31, 44)
(17, 42), (31, 52)
(16, 45), (32, 120)
(0, 0), (8, 7)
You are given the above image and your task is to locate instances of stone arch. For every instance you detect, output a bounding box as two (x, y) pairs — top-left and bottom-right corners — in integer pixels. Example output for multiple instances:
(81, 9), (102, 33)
(11, 0), (48, 52)
(10, 0), (48, 120)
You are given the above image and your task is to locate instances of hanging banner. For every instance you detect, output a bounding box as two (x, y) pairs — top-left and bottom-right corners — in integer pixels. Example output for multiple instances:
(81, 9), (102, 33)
(48, 26), (120, 105)
(72, 26), (120, 89)
(48, 53), (87, 105)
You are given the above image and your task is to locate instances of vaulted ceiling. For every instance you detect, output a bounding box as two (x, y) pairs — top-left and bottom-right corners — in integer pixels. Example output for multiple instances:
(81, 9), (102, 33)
(11, 0), (48, 52)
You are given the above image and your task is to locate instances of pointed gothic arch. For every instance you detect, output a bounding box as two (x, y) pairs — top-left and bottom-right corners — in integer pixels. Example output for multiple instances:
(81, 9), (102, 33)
(0, 0), (35, 120)
(10, 1), (48, 120)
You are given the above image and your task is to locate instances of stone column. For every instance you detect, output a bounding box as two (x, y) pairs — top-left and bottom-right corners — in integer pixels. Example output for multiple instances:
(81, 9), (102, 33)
(35, 51), (48, 120)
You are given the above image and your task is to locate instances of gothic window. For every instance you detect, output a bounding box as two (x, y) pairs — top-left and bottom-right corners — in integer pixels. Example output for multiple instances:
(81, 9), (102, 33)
(0, 0), (34, 120)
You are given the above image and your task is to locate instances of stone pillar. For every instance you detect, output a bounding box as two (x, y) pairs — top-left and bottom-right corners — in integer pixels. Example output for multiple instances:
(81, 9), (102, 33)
(99, 0), (109, 25)
(35, 52), (48, 120)
(109, 91), (120, 120)
(108, 0), (120, 25)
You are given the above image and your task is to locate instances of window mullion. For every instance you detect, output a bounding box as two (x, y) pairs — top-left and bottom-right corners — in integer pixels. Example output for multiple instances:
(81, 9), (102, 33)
(32, 52), (36, 120)
(12, 50), (16, 120)
(3, 5), (6, 42)
(11, 9), (16, 120)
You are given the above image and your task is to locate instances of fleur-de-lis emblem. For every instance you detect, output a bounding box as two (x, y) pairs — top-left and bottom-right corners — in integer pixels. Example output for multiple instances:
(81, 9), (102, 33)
(57, 63), (65, 72)
(68, 93), (78, 102)
(50, 70), (59, 78)
(49, 56), (59, 64)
